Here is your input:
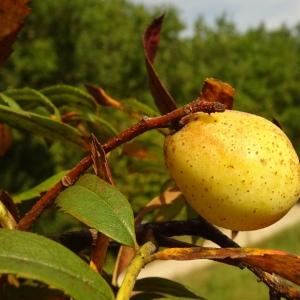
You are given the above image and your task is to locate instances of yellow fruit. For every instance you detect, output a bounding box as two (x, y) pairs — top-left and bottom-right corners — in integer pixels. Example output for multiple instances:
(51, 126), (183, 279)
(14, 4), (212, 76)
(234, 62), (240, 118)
(164, 110), (300, 230)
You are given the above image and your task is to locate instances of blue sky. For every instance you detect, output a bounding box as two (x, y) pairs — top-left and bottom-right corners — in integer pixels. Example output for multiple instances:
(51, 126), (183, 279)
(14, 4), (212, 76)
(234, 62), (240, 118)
(131, 0), (300, 34)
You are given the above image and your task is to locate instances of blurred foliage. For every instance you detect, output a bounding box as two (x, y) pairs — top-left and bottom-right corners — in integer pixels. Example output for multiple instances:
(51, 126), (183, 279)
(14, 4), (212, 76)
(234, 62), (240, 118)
(1, 0), (300, 218)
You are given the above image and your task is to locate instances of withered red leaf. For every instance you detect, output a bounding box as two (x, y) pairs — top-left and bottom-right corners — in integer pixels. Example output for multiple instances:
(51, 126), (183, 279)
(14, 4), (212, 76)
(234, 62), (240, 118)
(0, 0), (31, 65)
(154, 247), (300, 286)
(143, 15), (177, 114)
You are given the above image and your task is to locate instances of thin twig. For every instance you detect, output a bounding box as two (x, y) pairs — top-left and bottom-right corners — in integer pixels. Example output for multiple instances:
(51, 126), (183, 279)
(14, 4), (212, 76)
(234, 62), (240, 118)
(90, 233), (110, 273)
(17, 100), (225, 230)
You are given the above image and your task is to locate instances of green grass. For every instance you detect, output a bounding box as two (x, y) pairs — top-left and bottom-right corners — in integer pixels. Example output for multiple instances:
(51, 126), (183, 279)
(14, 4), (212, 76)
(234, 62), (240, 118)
(174, 221), (300, 300)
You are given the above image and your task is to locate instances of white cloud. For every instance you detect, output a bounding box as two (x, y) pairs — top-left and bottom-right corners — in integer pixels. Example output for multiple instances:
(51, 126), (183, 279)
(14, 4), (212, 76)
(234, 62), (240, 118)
(131, 0), (300, 34)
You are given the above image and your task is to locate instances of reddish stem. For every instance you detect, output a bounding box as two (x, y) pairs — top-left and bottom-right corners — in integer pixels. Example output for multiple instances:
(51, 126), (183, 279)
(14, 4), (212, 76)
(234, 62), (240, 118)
(17, 100), (225, 230)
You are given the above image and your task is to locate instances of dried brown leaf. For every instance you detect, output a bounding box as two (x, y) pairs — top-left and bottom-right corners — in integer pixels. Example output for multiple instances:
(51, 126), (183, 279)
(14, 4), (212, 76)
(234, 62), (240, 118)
(112, 245), (135, 285)
(200, 78), (234, 109)
(90, 134), (114, 185)
(135, 186), (182, 224)
(0, 191), (20, 222)
(143, 15), (177, 114)
(0, 0), (31, 65)
(85, 84), (123, 109)
(153, 247), (300, 286)
(0, 196), (17, 229)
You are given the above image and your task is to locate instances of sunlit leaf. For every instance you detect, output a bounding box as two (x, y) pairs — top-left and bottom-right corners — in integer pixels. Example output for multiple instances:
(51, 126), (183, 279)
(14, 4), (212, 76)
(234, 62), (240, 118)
(57, 174), (136, 247)
(13, 171), (68, 203)
(0, 104), (87, 148)
(0, 229), (114, 300)
(143, 16), (177, 114)
(0, 93), (21, 110)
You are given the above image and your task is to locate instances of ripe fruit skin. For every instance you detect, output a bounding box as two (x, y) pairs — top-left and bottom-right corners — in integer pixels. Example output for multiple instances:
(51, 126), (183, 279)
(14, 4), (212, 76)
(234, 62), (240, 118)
(164, 110), (300, 230)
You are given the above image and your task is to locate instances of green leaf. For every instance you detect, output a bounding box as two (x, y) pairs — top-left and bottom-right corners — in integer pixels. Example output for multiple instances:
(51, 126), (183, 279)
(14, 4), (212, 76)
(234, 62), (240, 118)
(0, 229), (114, 300)
(4, 88), (61, 119)
(134, 277), (205, 299)
(0, 104), (86, 148)
(57, 174), (136, 247)
(13, 171), (68, 203)
(0, 93), (21, 110)
(41, 85), (98, 111)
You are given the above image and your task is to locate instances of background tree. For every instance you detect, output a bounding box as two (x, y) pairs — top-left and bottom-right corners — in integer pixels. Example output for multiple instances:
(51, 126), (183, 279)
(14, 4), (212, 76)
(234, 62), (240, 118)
(1, 1), (300, 299)
(1, 0), (300, 211)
